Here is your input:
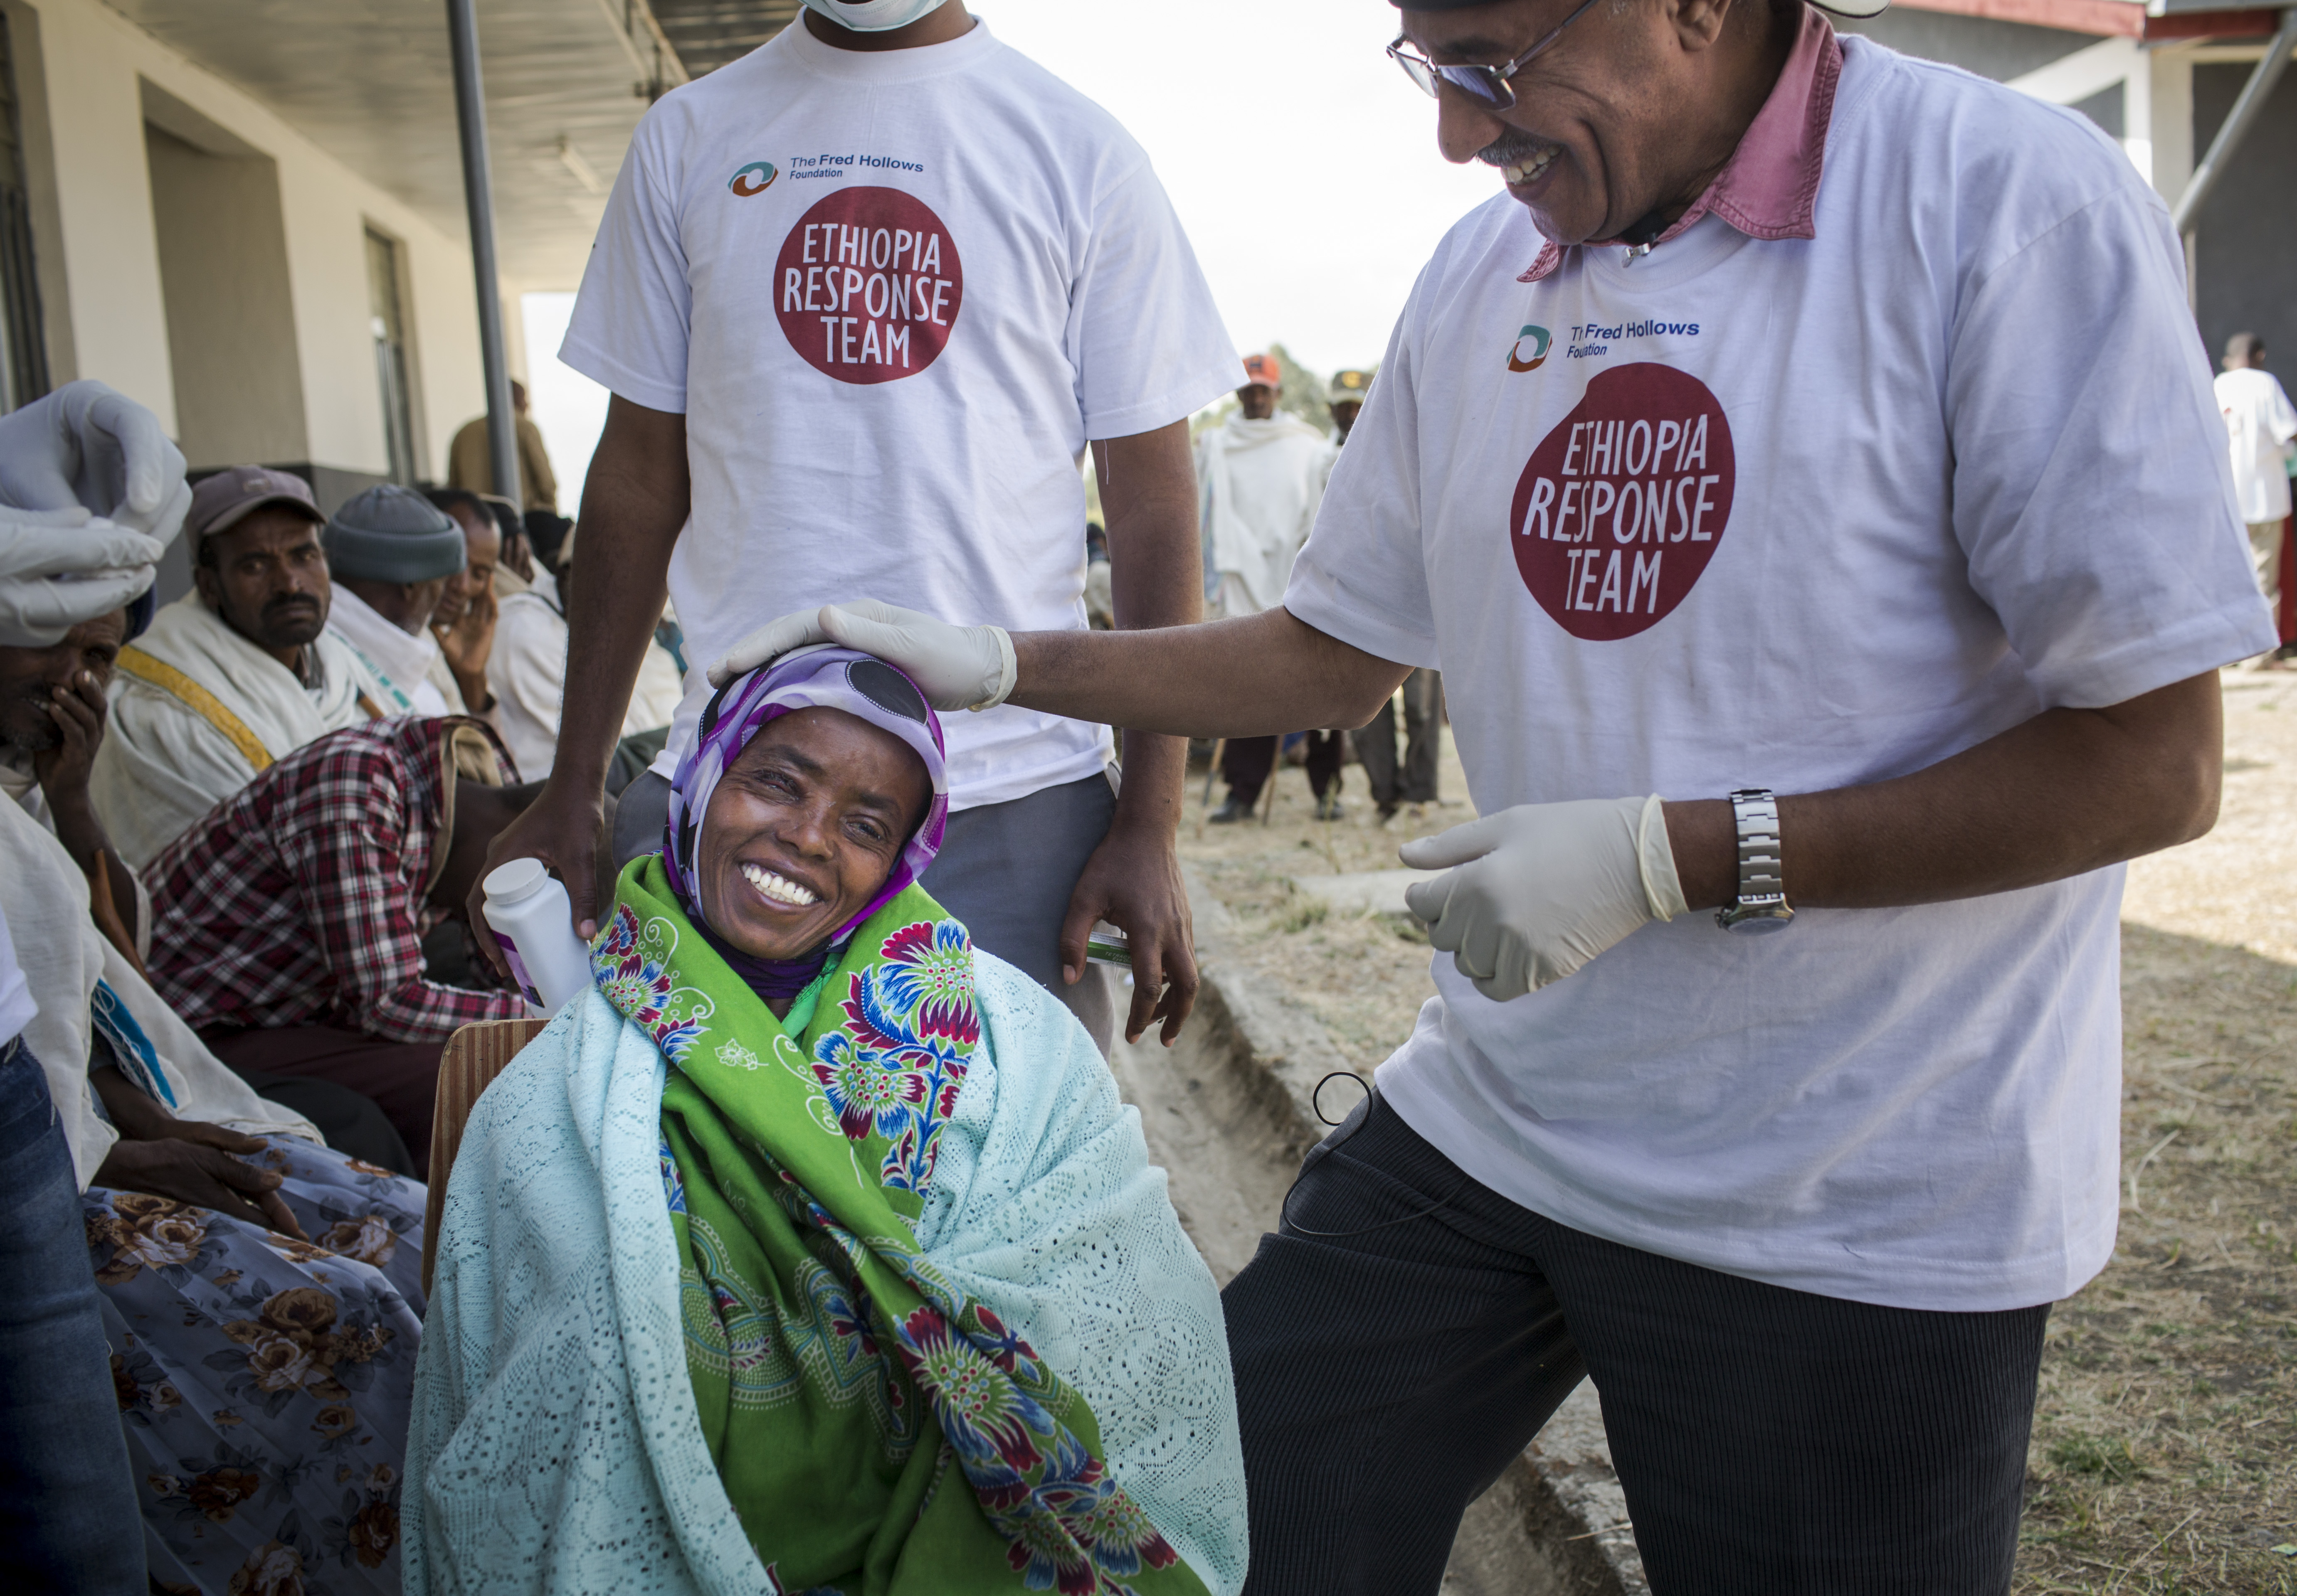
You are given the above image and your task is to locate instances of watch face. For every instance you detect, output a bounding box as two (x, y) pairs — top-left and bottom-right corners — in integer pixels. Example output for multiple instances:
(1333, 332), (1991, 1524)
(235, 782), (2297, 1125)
(1725, 910), (1794, 934)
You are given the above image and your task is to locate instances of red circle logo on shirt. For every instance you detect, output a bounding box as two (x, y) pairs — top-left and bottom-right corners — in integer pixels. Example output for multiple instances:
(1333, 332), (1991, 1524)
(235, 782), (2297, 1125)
(1509, 363), (1735, 640)
(773, 187), (962, 384)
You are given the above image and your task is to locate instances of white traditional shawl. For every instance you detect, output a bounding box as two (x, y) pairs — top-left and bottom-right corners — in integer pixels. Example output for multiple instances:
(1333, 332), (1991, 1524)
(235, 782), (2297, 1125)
(1195, 413), (1334, 616)
(89, 592), (385, 869)
(407, 958), (1247, 1596)
(0, 788), (317, 1187)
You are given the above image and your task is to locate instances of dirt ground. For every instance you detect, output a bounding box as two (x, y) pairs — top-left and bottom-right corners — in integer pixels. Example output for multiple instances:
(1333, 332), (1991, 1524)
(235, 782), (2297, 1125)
(1175, 679), (2297, 1593)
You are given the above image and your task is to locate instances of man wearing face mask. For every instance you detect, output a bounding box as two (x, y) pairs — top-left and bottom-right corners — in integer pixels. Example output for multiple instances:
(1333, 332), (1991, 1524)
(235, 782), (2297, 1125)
(476, 0), (1238, 1054)
(725, 0), (2277, 1585)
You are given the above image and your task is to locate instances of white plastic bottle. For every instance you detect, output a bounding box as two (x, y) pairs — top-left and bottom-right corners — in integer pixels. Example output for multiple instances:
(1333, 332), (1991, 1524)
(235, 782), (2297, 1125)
(482, 858), (594, 1017)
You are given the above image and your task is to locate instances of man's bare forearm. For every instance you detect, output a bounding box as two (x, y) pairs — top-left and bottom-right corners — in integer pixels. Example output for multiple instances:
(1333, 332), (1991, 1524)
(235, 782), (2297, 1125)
(1093, 424), (1202, 830)
(1012, 606), (1411, 739)
(554, 396), (691, 791)
(1665, 671), (2223, 911)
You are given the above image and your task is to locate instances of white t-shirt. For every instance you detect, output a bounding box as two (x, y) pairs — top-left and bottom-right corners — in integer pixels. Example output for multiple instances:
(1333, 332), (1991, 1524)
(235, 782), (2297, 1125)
(2214, 366), (2297, 525)
(1287, 39), (2274, 1313)
(563, 17), (1236, 809)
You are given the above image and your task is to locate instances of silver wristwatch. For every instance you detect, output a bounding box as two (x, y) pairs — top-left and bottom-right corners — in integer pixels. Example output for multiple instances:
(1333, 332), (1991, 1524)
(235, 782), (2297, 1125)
(1716, 788), (1794, 933)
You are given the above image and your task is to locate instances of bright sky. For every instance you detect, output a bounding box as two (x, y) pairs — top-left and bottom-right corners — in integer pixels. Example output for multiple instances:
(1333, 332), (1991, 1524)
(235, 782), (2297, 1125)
(522, 0), (1504, 510)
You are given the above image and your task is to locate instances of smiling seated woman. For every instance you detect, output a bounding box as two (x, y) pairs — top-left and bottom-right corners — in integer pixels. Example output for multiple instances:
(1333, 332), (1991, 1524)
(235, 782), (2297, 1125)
(405, 646), (1246, 1596)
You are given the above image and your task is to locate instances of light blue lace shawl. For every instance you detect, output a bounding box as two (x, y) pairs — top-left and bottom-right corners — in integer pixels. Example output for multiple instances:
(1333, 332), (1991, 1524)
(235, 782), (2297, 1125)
(405, 953), (1246, 1596)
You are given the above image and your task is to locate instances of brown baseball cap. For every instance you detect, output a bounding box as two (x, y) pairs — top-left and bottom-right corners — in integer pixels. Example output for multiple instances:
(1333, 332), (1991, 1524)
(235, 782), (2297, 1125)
(186, 466), (322, 554)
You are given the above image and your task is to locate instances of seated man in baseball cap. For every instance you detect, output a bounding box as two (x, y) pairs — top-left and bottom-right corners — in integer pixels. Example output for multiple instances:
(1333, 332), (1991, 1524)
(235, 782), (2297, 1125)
(88, 468), (399, 869)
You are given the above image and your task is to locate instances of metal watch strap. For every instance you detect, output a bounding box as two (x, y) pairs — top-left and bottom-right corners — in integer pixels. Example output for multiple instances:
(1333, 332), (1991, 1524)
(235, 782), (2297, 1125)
(1716, 788), (1794, 933)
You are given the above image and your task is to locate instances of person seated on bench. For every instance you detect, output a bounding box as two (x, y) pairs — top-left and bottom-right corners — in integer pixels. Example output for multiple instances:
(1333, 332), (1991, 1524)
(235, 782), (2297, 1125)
(87, 468), (400, 870)
(1, 724), (427, 1594)
(142, 718), (536, 1172)
(407, 646), (1245, 1596)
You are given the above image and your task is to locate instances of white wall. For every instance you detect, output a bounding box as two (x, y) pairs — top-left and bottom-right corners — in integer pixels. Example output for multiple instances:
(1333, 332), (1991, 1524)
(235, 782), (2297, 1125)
(16, 0), (486, 474)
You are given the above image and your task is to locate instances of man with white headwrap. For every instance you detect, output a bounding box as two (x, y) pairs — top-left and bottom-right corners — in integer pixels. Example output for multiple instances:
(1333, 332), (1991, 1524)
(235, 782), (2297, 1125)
(0, 379), (185, 1595)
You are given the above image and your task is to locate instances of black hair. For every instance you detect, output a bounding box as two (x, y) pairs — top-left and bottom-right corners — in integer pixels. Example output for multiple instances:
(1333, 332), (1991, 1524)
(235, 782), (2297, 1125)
(425, 487), (490, 525)
(523, 510), (573, 564)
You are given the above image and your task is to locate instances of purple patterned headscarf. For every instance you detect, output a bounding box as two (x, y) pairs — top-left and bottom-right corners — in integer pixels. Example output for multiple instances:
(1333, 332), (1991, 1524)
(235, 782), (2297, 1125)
(663, 645), (948, 969)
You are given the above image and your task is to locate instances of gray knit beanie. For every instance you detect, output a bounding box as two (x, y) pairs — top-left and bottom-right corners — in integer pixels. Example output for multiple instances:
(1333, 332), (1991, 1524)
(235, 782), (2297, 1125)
(322, 484), (467, 584)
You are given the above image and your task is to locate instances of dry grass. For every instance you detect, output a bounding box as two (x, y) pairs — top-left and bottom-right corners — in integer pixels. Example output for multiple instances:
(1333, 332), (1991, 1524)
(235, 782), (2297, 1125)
(1176, 680), (2297, 1592)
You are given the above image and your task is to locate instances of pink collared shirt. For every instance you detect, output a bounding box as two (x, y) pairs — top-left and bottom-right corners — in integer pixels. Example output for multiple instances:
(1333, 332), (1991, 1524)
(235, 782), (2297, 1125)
(1519, 5), (1843, 282)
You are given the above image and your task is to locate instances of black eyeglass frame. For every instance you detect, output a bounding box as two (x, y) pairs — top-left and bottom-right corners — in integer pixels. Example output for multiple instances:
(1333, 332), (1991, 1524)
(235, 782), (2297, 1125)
(1387, 0), (1606, 111)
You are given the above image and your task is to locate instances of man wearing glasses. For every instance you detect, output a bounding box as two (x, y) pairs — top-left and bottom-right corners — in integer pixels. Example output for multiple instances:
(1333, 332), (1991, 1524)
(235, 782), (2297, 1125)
(715, 0), (2271, 1586)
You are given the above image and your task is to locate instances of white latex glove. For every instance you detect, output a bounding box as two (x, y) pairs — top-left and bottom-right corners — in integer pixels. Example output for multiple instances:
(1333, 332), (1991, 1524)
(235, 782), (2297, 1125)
(707, 599), (1016, 712)
(0, 381), (190, 544)
(0, 506), (165, 647)
(1401, 795), (1689, 1002)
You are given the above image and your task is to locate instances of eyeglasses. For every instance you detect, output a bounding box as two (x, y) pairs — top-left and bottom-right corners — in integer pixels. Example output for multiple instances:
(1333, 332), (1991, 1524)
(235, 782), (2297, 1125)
(1387, 0), (1605, 111)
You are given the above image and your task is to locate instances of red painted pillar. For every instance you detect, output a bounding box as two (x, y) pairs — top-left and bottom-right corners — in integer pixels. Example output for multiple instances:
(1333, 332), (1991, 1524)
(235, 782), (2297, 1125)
(2281, 512), (2295, 645)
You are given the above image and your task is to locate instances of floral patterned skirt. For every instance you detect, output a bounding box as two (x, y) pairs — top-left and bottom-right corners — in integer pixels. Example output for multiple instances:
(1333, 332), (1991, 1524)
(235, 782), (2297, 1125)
(81, 1135), (427, 1596)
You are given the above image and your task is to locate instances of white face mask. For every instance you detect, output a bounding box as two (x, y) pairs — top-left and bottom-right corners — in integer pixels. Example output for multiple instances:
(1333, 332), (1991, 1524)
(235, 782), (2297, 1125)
(802, 0), (950, 32)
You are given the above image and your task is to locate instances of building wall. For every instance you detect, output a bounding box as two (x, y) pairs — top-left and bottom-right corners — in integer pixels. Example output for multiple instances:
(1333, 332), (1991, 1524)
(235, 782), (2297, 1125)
(2, 0), (487, 477)
(1838, 8), (2099, 81)
(1842, 7), (2296, 379)
(144, 123), (309, 465)
(2191, 61), (2297, 381)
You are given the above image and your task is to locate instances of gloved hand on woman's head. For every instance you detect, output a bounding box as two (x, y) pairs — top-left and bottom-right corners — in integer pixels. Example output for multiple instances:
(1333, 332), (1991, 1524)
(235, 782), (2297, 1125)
(709, 599), (1015, 713)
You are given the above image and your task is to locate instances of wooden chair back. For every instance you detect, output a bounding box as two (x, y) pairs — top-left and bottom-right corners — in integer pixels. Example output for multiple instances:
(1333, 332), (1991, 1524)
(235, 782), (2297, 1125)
(422, 1016), (550, 1295)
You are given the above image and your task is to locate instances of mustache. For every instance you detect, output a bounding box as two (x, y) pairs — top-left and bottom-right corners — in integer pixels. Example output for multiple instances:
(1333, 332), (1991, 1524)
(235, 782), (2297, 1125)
(1476, 131), (1556, 169)
(4, 689), (60, 751)
(262, 593), (321, 615)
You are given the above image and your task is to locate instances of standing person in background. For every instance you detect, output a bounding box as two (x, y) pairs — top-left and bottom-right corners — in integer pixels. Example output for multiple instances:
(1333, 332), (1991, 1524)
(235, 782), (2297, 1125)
(2216, 332), (2297, 667)
(89, 468), (395, 869)
(1325, 368), (1447, 823)
(447, 378), (558, 514)
(1355, 667), (1446, 824)
(1326, 366), (1372, 445)
(1199, 353), (1341, 822)
(0, 379), (186, 1596)
(321, 485), (469, 717)
(473, 0), (1238, 1052)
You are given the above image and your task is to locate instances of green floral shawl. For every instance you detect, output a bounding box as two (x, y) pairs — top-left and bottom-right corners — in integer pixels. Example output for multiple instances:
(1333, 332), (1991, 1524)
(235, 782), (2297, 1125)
(593, 857), (1207, 1596)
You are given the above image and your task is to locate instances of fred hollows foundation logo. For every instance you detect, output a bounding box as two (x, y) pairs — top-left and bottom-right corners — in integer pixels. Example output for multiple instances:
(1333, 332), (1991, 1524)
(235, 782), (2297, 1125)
(1507, 325), (1551, 372)
(730, 161), (776, 197)
(1510, 363), (1734, 640)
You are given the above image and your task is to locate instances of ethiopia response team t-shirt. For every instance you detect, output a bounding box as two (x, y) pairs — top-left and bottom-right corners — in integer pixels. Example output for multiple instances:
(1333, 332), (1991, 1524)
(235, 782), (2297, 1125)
(1287, 37), (2274, 1312)
(563, 17), (1237, 809)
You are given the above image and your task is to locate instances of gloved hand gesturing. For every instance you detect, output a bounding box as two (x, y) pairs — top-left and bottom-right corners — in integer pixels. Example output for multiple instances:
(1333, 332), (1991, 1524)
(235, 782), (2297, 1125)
(1400, 795), (1689, 1002)
(708, 599), (1016, 712)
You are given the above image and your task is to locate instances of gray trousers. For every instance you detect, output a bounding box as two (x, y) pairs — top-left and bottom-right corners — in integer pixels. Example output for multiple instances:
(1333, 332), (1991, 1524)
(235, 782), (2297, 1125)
(1355, 668), (1442, 808)
(614, 769), (1116, 1052)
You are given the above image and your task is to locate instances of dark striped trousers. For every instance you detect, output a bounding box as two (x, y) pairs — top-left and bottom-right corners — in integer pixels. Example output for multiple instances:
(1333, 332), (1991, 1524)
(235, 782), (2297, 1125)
(1221, 1092), (2048, 1595)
